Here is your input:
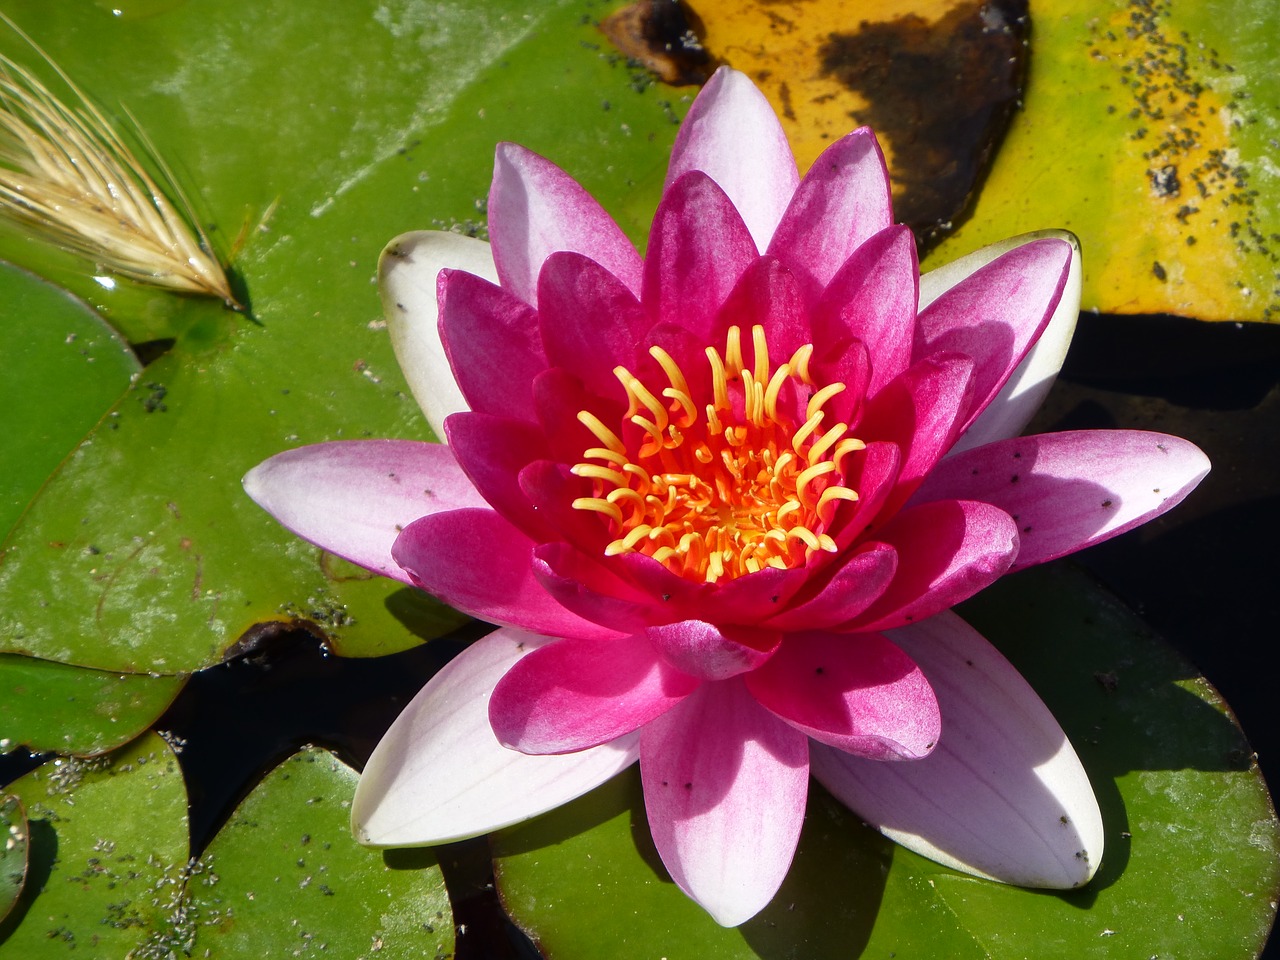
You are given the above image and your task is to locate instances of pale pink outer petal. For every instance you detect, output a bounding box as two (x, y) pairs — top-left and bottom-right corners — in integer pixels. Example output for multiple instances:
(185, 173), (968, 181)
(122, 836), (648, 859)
(912, 430), (1211, 569)
(744, 631), (940, 760)
(352, 628), (638, 846)
(915, 237), (1071, 440)
(922, 231), (1082, 453)
(243, 439), (483, 584)
(379, 231), (497, 439)
(489, 634), (699, 754)
(489, 142), (643, 305)
(810, 612), (1104, 888)
(666, 66), (800, 251)
(641, 679), (809, 926)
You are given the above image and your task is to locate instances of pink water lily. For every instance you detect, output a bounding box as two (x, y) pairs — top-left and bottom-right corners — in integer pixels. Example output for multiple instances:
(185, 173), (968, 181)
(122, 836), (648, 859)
(244, 68), (1210, 926)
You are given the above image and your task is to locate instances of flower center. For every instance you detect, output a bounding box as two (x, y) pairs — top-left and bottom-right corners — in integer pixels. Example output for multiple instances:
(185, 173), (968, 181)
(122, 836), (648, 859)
(571, 324), (865, 584)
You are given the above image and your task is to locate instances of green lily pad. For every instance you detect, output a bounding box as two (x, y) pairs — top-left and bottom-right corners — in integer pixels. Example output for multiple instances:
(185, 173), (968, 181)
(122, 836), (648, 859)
(492, 563), (1280, 957)
(0, 795), (27, 924)
(0, 733), (189, 956)
(0, 262), (139, 542)
(0, 654), (185, 757)
(0, 1), (686, 673)
(925, 0), (1280, 322)
(188, 747), (454, 959)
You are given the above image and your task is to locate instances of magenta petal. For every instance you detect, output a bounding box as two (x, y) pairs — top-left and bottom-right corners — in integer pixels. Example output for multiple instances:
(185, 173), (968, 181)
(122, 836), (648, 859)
(532, 543), (659, 634)
(767, 128), (893, 303)
(666, 66), (799, 251)
(537, 251), (651, 398)
(811, 612), (1104, 888)
(913, 430), (1211, 569)
(713, 256), (812, 364)
(489, 635), (699, 754)
(643, 171), (759, 339)
(438, 268), (546, 419)
(443, 413), (551, 539)
(243, 440), (482, 584)
(640, 679), (809, 926)
(853, 499), (1019, 632)
(915, 237), (1072, 432)
(766, 543), (898, 630)
(812, 225), (919, 396)
(352, 629), (639, 845)
(393, 508), (621, 639)
(647, 620), (780, 681)
(746, 631), (939, 759)
(858, 352), (975, 516)
(488, 142), (642, 305)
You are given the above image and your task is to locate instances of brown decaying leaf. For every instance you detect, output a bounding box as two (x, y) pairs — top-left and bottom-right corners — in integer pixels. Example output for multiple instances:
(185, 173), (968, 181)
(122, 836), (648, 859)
(601, 0), (1029, 250)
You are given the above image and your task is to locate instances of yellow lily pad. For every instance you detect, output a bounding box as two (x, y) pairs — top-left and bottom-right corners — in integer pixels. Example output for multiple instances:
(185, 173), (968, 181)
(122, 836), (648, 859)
(926, 0), (1280, 321)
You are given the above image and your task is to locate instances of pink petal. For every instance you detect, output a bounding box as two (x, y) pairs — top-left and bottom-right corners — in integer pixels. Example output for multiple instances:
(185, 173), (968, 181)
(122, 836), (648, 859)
(243, 440), (482, 584)
(380, 231), (496, 438)
(766, 543), (898, 630)
(666, 66), (800, 251)
(912, 430), (1211, 569)
(393, 508), (621, 639)
(532, 542), (662, 634)
(608, 551), (811, 627)
(640, 679), (809, 926)
(827, 440), (902, 550)
(853, 499), (1019, 632)
(536, 251), (651, 398)
(352, 628), (639, 845)
(646, 620), (780, 681)
(747, 630), (939, 759)
(915, 236), (1072, 435)
(532, 366), (625, 466)
(858, 352), (975, 517)
(643, 171), (759, 339)
(518, 458), (616, 556)
(767, 128), (893, 303)
(489, 634), (699, 754)
(713, 256), (811, 365)
(488, 142), (642, 305)
(810, 612), (1104, 888)
(438, 268), (545, 420)
(811, 225), (919, 397)
(923, 231), (1082, 452)
(443, 413), (551, 539)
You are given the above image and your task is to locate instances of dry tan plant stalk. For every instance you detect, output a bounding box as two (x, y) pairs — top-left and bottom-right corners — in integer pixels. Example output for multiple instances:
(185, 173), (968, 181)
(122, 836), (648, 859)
(0, 17), (239, 307)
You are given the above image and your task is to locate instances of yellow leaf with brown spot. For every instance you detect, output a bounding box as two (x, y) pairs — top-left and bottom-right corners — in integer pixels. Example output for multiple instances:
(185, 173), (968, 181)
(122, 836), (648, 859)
(925, 0), (1280, 321)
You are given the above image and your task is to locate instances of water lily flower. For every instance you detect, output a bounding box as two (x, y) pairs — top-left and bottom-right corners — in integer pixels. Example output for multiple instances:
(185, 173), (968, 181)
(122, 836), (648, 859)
(244, 68), (1210, 926)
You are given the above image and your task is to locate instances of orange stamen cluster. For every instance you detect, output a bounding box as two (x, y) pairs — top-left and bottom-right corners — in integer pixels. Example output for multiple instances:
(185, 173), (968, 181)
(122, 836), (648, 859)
(571, 324), (865, 584)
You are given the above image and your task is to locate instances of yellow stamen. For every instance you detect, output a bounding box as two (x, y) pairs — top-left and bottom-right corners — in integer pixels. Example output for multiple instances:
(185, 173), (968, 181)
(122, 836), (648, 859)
(806, 383), (846, 422)
(752, 325), (770, 386)
(573, 497), (624, 525)
(571, 324), (865, 583)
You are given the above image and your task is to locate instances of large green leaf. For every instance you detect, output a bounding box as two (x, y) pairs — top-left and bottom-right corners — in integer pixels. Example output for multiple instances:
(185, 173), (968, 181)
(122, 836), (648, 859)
(189, 748), (454, 959)
(0, 655), (184, 757)
(0, 796), (26, 925)
(492, 564), (1280, 957)
(0, 733), (189, 957)
(0, 262), (138, 542)
(0, 0), (685, 673)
